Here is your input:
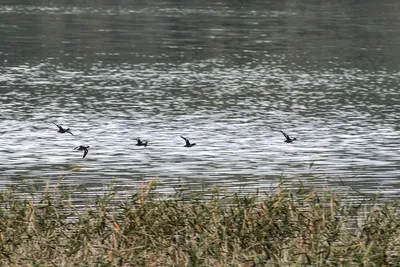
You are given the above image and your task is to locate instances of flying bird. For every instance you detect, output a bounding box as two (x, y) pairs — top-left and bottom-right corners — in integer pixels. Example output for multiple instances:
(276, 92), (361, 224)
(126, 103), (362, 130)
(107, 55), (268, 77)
(74, 145), (90, 158)
(53, 122), (74, 136)
(180, 135), (196, 147)
(280, 130), (297, 143)
(135, 138), (148, 147)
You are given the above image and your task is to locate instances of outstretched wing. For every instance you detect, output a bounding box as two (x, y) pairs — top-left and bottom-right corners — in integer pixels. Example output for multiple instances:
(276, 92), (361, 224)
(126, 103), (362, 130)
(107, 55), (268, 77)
(66, 129), (74, 136)
(53, 122), (62, 130)
(83, 149), (88, 159)
(280, 130), (290, 141)
(180, 135), (190, 146)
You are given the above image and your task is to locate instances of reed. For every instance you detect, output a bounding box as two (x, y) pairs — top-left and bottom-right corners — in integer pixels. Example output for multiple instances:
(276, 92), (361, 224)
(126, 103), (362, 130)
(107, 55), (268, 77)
(0, 178), (399, 266)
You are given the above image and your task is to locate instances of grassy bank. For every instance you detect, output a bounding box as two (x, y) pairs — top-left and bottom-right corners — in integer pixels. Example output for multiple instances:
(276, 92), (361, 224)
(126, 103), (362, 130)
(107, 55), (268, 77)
(0, 178), (399, 266)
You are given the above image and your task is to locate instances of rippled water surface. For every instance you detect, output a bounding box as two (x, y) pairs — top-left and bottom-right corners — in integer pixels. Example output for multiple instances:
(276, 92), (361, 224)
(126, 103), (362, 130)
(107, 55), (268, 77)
(1, 1), (399, 198)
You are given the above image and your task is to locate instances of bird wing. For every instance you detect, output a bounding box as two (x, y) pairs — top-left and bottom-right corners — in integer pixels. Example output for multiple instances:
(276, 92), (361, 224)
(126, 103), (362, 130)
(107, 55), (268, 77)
(66, 129), (74, 136)
(280, 130), (290, 141)
(83, 149), (88, 158)
(180, 135), (190, 146)
(53, 122), (62, 130)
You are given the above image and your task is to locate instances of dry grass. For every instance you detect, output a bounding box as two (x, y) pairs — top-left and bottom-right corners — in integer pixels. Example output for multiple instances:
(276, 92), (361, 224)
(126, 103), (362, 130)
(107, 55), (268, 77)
(0, 177), (399, 266)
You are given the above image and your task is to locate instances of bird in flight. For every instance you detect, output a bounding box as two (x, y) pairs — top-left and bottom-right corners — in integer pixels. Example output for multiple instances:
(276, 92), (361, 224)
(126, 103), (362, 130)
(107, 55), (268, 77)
(74, 145), (90, 158)
(280, 130), (297, 143)
(135, 138), (148, 147)
(180, 135), (196, 147)
(53, 122), (74, 136)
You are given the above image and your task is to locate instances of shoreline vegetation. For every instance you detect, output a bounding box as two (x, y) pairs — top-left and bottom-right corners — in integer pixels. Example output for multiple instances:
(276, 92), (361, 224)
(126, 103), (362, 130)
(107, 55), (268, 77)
(0, 177), (399, 266)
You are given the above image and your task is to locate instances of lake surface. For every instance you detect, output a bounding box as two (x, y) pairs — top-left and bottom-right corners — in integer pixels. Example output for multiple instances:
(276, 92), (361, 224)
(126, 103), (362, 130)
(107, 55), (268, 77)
(0, 0), (399, 198)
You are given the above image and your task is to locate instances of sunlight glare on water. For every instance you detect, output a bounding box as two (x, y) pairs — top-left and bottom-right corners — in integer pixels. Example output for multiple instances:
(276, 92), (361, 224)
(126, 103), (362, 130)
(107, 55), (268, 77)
(0, 1), (399, 199)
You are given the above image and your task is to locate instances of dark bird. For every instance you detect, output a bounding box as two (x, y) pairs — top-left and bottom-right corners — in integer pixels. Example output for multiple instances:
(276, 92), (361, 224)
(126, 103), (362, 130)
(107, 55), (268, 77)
(280, 130), (297, 143)
(135, 138), (148, 147)
(53, 122), (74, 136)
(74, 145), (89, 158)
(180, 135), (196, 147)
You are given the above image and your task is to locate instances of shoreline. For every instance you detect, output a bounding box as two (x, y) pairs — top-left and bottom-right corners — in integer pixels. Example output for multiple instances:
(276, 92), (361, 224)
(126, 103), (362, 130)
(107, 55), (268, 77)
(0, 178), (399, 266)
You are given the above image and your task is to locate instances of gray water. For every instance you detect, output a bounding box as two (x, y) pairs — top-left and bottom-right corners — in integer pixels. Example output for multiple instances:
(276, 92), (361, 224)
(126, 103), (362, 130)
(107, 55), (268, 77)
(1, 1), (399, 198)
